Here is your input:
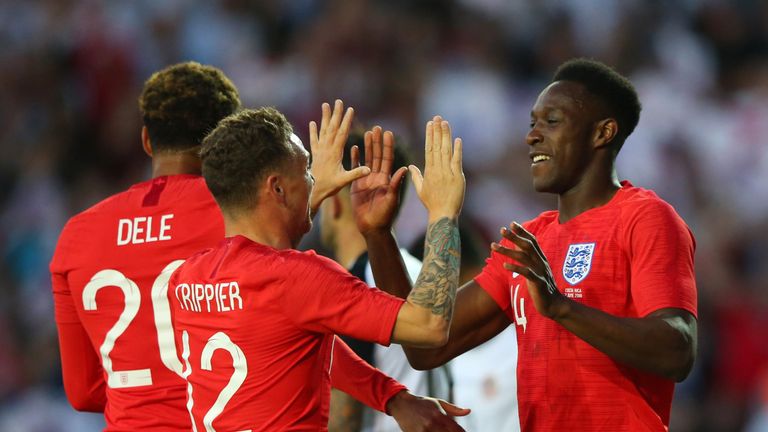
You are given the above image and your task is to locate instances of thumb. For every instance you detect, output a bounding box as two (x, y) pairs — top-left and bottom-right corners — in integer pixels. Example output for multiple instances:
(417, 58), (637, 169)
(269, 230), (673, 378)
(345, 166), (371, 183)
(389, 166), (408, 191)
(408, 165), (423, 195)
(438, 400), (471, 417)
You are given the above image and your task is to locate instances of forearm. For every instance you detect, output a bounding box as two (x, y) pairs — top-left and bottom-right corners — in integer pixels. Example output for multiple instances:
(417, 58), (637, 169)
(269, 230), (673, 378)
(330, 337), (406, 413)
(555, 302), (697, 381)
(396, 216), (461, 344)
(56, 322), (107, 411)
(364, 229), (411, 298)
(329, 389), (364, 432)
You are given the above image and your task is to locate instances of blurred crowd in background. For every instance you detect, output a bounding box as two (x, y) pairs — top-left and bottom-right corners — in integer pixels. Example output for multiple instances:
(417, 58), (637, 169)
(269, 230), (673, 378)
(0, 0), (766, 431)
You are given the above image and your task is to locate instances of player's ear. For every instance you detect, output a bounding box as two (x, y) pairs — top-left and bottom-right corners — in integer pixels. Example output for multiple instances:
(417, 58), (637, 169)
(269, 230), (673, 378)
(142, 126), (153, 157)
(592, 118), (617, 150)
(267, 175), (287, 204)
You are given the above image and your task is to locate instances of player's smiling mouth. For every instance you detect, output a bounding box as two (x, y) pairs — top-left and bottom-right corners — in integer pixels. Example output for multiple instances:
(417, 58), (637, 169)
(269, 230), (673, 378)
(530, 153), (552, 164)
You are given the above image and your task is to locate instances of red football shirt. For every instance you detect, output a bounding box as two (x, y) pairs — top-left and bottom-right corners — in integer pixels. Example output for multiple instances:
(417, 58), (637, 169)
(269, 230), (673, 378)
(50, 175), (224, 431)
(476, 182), (697, 431)
(169, 235), (406, 431)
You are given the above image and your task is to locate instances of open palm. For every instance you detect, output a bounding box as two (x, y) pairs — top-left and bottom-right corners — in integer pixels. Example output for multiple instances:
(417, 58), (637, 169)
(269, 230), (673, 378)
(350, 127), (408, 235)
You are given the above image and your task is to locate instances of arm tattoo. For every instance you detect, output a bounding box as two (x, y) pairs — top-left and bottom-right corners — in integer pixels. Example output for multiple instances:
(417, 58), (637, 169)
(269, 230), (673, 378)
(328, 389), (363, 432)
(409, 217), (461, 320)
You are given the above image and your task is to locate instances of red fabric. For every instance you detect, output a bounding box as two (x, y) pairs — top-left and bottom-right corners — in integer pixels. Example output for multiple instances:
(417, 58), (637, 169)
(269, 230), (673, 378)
(169, 236), (405, 431)
(50, 175), (224, 431)
(475, 182), (697, 431)
(330, 336), (407, 414)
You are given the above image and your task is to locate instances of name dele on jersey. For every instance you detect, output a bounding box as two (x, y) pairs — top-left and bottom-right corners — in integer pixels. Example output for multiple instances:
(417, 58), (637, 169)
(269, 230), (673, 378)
(174, 281), (244, 313)
(117, 214), (174, 246)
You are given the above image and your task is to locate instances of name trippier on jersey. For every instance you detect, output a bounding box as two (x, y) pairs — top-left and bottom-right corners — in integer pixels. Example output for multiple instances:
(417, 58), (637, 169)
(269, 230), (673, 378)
(175, 281), (243, 313)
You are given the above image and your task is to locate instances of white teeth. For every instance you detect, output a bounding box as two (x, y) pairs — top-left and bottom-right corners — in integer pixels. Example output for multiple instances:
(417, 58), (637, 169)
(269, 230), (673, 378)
(532, 155), (551, 163)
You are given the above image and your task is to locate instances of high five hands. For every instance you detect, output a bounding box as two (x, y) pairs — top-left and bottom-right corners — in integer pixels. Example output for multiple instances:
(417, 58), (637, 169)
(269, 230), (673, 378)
(409, 116), (465, 222)
(350, 126), (409, 235)
(308, 100), (371, 216)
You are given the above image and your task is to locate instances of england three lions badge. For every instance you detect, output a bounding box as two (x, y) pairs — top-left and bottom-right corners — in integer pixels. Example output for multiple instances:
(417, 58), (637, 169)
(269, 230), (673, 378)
(563, 243), (595, 285)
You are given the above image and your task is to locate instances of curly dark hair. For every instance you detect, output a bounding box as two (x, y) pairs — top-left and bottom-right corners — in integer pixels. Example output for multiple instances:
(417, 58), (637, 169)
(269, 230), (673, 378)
(200, 107), (297, 212)
(553, 58), (642, 151)
(138, 62), (241, 152)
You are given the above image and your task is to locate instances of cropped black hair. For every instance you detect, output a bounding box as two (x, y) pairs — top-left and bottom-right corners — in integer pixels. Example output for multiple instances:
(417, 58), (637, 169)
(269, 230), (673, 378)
(553, 58), (641, 150)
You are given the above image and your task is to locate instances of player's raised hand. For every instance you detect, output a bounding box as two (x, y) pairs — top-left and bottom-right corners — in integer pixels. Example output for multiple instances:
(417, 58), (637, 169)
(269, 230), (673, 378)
(308, 99), (371, 216)
(387, 391), (470, 432)
(409, 116), (465, 222)
(492, 222), (569, 319)
(350, 126), (408, 235)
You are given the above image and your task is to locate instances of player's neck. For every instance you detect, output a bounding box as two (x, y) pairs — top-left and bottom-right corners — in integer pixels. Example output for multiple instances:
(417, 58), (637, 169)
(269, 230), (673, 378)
(224, 214), (294, 250)
(333, 224), (368, 269)
(557, 168), (620, 223)
(151, 151), (202, 178)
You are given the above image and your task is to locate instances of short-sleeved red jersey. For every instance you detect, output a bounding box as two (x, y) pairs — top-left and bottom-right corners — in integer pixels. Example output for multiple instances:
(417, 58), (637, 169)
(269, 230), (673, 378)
(476, 182), (697, 431)
(169, 235), (405, 431)
(50, 175), (224, 431)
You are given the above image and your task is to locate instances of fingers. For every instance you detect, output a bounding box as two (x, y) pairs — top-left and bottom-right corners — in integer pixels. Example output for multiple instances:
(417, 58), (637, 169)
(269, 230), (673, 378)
(503, 261), (543, 283)
(381, 130), (395, 175)
(328, 100), (342, 138)
(364, 130), (373, 169)
(500, 224), (536, 255)
(491, 241), (535, 268)
(510, 221), (546, 257)
(350, 145), (360, 169)
(408, 165), (423, 195)
(334, 106), (354, 149)
(318, 100), (352, 149)
(437, 399), (471, 417)
(432, 116), (442, 167)
(424, 120), (434, 169)
(440, 120), (452, 167)
(308, 121), (318, 150)
(451, 137), (463, 175)
(371, 126), (383, 172)
(319, 102), (331, 143)
(389, 166), (408, 191)
(343, 165), (372, 184)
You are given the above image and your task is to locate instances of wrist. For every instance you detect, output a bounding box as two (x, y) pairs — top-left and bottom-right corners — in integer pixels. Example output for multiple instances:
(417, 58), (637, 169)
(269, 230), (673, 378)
(385, 390), (411, 416)
(551, 294), (575, 323)
(361, 227), (394, 240)
(427, 212), (458, 224)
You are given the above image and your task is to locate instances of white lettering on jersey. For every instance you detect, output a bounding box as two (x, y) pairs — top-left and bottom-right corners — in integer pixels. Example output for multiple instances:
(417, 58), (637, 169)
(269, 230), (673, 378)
(175, 281), (243, 313)
(512, 282), (527, 333)
(117, 214), (174, 246)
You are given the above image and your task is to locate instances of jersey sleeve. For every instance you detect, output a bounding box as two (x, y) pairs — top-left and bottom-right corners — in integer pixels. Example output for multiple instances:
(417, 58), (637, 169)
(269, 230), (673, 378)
(51, 270), (107, 412)
(625, 201), (697, 317)
(330, 336), (407, 413)
(279, 254), (405, 346)
(474, 238), (514, 313)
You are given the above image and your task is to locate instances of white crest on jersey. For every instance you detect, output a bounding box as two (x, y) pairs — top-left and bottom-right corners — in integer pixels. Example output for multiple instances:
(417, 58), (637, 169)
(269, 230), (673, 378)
(563, 243), (595, 285)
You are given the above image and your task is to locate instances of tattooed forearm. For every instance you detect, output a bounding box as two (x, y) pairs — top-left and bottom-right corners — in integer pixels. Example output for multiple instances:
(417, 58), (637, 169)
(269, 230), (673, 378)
(409, 217), (461, 321)
(328, 389), (363, 432)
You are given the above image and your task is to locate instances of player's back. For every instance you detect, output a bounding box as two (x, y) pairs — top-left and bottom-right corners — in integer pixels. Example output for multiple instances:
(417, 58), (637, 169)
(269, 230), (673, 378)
(51, 174), (224, 431)
(170, 235), (404, 431)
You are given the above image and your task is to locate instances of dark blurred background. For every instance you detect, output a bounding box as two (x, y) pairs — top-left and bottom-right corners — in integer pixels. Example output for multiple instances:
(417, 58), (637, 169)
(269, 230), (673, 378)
(0, 0), (766, 431)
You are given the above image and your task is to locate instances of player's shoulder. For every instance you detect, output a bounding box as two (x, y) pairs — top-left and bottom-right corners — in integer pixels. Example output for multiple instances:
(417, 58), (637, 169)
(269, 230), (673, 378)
(617, 183), (686, 224)
(276, 248), (346, 273)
